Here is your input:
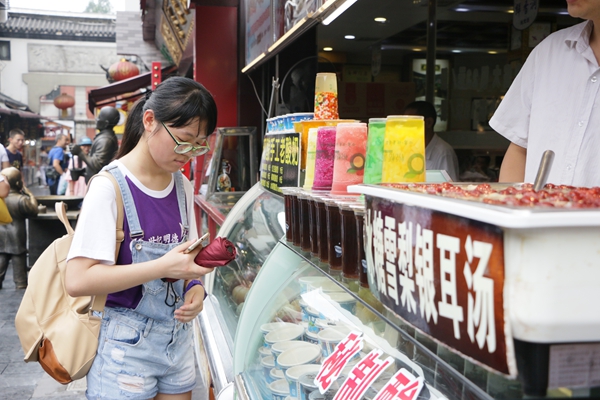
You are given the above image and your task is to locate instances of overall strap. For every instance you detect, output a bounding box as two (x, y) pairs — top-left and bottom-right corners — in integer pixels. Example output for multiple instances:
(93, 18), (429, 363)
(173, 171), (189, 239)
(103, 164), (144, 239)
(86, 167), (125, 313)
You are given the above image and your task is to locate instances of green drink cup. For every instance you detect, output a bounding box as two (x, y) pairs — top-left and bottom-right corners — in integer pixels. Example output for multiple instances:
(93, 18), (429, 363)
(364, 118), (387, 184)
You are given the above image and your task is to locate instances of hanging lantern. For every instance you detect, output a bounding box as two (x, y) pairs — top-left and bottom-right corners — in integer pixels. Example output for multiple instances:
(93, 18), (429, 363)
(53, 93), (75, 119)
(109, 58), (140, 82)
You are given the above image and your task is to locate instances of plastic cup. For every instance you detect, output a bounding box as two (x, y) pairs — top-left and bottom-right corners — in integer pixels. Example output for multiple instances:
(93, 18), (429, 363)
(314, 72), (339, 120)
(339, 203), (359, 280)
(331, 122), (367, 194)
(312, 126), (337, 191)
(294, 119), (356, 170)
(314, 197), (329, 262)
(382, 115), (426, 183)
(298, 193), (312, 252)
(352, 205), (368, 288)
(303, 128), (319, 190)
(324, 199), (342, 270)
(364, 118), (387, 184)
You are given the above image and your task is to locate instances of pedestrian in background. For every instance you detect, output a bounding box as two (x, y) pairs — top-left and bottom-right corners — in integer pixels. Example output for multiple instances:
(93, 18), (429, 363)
(0, 167), (38, 289)
(66, 136), (92, 197)
(6, 129), (25, 170)
(46, 133), (71, 195)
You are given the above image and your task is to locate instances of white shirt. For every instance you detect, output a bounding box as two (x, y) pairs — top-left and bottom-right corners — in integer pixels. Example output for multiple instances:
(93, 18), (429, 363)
(67, 160), (198, 265)
(490, 21), (600, 186)
(426, 134), (460, 182)
(0, 145), (8, 163)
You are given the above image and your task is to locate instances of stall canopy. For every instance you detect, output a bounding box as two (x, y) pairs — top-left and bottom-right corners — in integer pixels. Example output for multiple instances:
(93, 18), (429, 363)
(0, 92), (47, 120)
(88, 65), (177, 113)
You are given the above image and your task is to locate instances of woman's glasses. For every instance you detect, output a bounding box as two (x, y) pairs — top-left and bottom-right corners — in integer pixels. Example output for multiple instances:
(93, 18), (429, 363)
(161, 122), (210, 156)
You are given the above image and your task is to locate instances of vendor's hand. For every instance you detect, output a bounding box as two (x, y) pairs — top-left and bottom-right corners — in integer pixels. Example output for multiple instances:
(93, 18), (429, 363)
(160, 240), (215, 281)
(70, 144), (82, 156)
(174, 284), (205, 322)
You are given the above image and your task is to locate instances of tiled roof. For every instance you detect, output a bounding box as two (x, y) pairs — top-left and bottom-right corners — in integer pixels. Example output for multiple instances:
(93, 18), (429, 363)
(0, 10), (116, 42)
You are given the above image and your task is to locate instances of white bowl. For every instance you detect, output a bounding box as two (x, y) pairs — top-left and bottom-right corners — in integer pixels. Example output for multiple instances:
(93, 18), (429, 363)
(261, 355), (275, 383)
(261, 321), (298, 335)
(277, 342), (321, 369)
(326, 292), (357, 313)
(272, 341), (316, 367)
(304, 329), (320, 345)
(285, 364), (322, 398)
(259, 346), (272, 357)
(269, 378), (290, 400)
(270, 367), (285, 381)
(265, 325), (305, 347)
(317, 327), (352, 357)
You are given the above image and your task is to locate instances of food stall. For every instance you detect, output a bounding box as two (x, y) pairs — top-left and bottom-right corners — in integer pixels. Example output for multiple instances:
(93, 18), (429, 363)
(195, 100), (600, 399)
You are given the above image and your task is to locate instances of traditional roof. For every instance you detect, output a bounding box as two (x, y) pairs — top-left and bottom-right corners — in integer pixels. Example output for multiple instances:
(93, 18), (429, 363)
(0, 9), (116, 42)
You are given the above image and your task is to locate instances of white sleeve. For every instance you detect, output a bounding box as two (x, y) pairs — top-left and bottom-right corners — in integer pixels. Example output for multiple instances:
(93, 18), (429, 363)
(67, 175), (118, 265)
(0, 145), (8, 162)
(183, 177), (198, 241)
(489, 49), (538, 149)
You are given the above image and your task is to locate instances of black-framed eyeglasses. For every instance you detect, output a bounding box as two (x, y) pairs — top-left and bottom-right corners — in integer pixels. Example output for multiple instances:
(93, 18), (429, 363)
(161, 122), (210, 157)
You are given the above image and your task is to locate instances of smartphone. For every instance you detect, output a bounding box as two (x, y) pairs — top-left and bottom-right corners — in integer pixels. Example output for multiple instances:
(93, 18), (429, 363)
(185, 232), (210, 254)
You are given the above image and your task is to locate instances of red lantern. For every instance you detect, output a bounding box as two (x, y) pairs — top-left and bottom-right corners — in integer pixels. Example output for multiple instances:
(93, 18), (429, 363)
(109, 58), (140, 82)
(53, 93), (75, 119)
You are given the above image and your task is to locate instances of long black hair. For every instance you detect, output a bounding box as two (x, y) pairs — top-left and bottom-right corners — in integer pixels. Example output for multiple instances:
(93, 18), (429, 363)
(116, 76), (218, 159)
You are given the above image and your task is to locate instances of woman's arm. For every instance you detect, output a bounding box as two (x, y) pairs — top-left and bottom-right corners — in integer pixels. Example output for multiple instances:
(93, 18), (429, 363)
(499, 142), (527, 182)
(65, 241), (212, 297)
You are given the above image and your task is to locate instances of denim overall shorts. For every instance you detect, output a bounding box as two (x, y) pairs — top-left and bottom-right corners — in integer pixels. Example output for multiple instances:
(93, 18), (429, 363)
(86, 166), (197, 400)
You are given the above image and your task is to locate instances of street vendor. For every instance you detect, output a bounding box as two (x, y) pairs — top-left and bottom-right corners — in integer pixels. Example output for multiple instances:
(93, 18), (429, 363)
(490, 1), (600, 187)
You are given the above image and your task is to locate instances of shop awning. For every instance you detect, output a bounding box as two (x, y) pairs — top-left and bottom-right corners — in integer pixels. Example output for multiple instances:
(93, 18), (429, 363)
(88, 65), (178, 112)
(0, 107), (47, 120)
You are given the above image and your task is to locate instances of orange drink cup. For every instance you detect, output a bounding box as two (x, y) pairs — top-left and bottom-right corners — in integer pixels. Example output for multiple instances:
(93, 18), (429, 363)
(382, 116), (425, 183)
(314, 72), (339, 120)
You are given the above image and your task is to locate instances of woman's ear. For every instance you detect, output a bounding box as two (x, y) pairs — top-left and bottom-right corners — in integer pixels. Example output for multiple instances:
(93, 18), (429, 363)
(142, 109), (156, 133)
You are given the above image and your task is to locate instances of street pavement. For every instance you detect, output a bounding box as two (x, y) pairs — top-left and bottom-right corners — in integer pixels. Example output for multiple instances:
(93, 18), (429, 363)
(0, 264), (209, 400)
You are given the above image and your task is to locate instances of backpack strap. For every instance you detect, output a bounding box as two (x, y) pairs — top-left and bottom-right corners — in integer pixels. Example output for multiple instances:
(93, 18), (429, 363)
(86, 169), (125, 313)
(55, 202), (74, 235)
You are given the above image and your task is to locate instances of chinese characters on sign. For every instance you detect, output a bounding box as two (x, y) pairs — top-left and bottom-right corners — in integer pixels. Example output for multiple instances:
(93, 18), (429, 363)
(315, 331), (364, 393)
(513, 0), (538, 30)
(315, 332), (426, 400)
(365, 196), (513, 376)
(259, 132), (301, 195)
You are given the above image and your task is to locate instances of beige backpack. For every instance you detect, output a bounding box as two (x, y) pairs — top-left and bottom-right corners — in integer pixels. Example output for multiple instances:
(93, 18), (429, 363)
(15, 171), (124, 384)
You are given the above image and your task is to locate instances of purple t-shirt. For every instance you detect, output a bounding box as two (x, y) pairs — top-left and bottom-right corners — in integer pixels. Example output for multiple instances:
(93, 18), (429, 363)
(106, 176), (186, 309)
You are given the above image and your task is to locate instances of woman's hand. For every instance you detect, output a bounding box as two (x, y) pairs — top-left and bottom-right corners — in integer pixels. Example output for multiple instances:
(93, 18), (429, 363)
(160, 240), (215, 281)
(175, 284), (205, 322)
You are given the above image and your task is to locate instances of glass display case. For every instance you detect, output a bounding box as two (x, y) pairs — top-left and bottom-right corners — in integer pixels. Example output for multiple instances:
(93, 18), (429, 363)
(198, 181), (600, 400)
(198, 182), (286, 398)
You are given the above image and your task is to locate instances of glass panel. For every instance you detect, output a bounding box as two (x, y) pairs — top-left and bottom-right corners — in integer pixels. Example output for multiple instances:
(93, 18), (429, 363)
(235, 241), (494, 400)
(212, 186), (285, 341)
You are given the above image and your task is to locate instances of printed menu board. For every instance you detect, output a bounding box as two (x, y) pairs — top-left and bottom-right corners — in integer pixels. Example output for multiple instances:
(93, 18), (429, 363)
(260, 132), (301, 195)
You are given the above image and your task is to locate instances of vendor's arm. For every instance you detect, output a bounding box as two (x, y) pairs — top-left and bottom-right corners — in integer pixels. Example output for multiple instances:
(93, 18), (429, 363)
(499, 143), (527, 182)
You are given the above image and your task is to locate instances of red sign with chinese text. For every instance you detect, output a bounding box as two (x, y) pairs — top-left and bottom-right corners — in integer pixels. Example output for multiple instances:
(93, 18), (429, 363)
(364, 196), (513, 375)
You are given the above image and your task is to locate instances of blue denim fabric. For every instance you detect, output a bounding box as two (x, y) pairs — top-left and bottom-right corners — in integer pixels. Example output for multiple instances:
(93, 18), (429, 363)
(86, 166), (196, 399)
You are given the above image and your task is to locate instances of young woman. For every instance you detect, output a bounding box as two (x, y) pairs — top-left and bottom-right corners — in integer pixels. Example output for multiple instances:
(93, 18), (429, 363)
(66, 76), (217, 400)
